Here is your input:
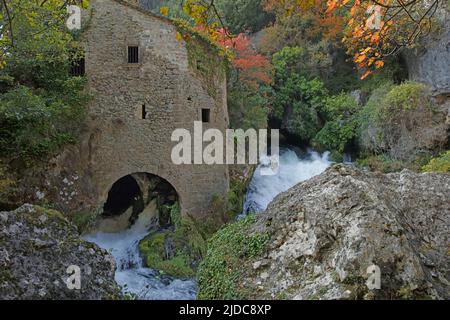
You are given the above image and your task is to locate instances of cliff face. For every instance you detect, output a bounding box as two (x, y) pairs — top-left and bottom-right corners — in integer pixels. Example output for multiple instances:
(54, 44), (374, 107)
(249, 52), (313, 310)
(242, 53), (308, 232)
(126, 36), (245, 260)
(199, 165), (450, 300)
(403, 8), (450, 95)
(0, 205), (121, 300)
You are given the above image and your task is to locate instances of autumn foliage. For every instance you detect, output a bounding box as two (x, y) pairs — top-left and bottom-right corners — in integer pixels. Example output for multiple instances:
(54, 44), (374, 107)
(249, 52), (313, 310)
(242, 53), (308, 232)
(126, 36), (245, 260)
(221, 32), (273, 87)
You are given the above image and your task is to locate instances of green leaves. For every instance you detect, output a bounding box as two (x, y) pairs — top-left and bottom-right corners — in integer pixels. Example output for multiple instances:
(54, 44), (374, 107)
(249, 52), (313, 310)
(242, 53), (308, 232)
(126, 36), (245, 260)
(0, 0), (88, 163)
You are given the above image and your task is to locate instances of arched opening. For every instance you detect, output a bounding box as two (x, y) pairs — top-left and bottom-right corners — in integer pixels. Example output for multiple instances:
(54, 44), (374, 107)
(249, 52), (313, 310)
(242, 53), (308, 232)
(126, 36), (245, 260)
(99, 173), (179, 232)
(103, 175), (142, 217)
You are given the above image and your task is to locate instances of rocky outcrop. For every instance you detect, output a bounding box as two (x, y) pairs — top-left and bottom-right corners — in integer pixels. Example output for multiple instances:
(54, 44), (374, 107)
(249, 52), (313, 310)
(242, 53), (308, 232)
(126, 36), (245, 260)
(403, 7), (450, 94)
(0, 205), (121, 300)
(202, 165), (450, 300)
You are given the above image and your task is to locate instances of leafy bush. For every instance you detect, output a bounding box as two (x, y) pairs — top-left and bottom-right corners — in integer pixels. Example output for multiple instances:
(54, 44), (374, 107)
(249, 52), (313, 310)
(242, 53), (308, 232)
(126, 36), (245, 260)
(358, 81), (446, 161)
(0, 80), (88, 162)
(313, 93), (359, 156)
(422, 151), (450, 173)
(0, 0), (88, 164)
(197, 214), (270, 300)
(271, 72), (328, 141)
(215, 0), (275, 34)
(357, 153), (432, 173)
(228, 85), (269, 130)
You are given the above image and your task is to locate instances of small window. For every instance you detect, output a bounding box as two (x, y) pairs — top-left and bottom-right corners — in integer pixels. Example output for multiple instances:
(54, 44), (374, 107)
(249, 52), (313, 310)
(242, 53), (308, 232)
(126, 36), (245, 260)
(201, 109), (210, 123)
(128, 46), (139, 64)
(70, 57), (85, 76)
(141, 104), (147, 120)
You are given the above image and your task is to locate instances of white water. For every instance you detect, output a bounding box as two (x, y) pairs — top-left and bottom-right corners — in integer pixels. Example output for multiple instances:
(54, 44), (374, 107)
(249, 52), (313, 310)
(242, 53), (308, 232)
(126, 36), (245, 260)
(85, 148), (331, 300)
(84, 211), (197, 300)
(244, 149), (332, 213)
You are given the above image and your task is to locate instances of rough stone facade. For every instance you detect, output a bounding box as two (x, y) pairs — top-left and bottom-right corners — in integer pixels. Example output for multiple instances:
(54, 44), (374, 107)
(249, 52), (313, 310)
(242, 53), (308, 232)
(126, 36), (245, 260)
(39, 0), (230, 218)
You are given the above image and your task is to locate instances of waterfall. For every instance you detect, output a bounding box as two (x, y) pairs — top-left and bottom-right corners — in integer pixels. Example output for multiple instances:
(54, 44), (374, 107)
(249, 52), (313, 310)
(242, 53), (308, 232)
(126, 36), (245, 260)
(244, 149), (331, 214)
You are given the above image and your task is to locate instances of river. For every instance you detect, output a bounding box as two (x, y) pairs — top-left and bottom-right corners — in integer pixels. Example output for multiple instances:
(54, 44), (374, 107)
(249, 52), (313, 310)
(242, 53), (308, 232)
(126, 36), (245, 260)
(85, 148), (331, 300)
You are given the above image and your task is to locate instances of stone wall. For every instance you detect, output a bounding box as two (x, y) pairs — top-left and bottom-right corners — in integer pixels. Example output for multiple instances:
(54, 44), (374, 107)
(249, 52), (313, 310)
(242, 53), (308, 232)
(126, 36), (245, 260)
(39, 0), (230, 218)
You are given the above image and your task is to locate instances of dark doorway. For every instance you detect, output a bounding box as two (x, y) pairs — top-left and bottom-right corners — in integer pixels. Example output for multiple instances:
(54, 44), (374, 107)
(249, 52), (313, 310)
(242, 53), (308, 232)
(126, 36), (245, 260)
(103, 175), (142, 217)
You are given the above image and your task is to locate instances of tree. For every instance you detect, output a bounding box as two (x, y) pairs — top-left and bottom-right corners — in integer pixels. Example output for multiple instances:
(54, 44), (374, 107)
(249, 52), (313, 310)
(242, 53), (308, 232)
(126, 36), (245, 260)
(324, 0), (442, 78)
(0, 0), (88, 162)
(215, 0), (274, 34)
(221, 31), (273, 130)
(222, 32), (273, 87)
(180, 0), (443, 78)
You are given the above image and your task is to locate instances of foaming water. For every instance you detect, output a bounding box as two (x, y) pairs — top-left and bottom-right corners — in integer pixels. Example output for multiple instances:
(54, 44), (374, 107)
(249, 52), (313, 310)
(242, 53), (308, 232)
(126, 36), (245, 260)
(244, 149), (331, 213)
(84, 209), (197, 300)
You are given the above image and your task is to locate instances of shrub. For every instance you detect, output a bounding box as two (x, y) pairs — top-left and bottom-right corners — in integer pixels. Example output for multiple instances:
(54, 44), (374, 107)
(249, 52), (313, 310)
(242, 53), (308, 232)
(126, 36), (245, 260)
(313, 93), (359, 155)
(0, 0), (88, 164)
(422, 151), (450, 173)
(197, 215), (270, 300)
(359, 81), (447, 161)
(0, 81), (87, 163)
(271, 73), (328, 141)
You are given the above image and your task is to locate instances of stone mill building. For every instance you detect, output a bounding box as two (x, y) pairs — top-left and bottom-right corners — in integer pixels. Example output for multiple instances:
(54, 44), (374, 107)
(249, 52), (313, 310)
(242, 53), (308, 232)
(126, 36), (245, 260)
(44, 0), (230, 220)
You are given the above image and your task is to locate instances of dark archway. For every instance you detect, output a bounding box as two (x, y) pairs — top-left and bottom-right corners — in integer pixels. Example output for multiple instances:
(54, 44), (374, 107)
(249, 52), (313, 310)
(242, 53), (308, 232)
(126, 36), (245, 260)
(102, 173), (179, 227)
(103, 175), (143, 217)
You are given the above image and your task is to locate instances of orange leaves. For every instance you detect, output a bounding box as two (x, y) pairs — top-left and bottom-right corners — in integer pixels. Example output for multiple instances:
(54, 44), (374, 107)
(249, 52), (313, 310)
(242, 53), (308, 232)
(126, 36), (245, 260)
(325, 0), (338, 13)
(375, 60), (384, 69)
(320, 0), (393, 78)
(222, 33), (273, 86)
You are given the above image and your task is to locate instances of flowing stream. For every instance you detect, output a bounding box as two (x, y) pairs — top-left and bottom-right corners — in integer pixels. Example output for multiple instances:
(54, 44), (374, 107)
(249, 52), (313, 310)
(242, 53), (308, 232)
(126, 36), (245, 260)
(85, 148), (331, 300)
(84, 209), (197, 300)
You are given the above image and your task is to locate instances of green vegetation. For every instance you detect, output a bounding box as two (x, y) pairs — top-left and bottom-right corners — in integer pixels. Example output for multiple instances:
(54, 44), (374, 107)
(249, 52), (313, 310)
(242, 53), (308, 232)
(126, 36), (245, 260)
(173, 19), (230, 99)
(0, 162), (16, 210)
(0, 0), (88, 165)
(356, 153), (432, 174)
(69, 210), (101, 234)
(139, 202), (207, 278)
(313, 93), (359, 160)
(358, 81), (445, 168)
(154, 0), (273, 34)
(422, 151), (450, 173)
(214, 0), (274, 34)
(211, 178), (250, 224)
(197, 214), (270, 300)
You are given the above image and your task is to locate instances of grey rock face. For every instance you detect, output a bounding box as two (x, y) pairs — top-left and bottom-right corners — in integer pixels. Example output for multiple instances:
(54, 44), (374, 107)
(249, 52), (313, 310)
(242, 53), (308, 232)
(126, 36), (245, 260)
(245, 165), (450, 300)
(0, 205), (121, 300)
(403, 9), (450, 94)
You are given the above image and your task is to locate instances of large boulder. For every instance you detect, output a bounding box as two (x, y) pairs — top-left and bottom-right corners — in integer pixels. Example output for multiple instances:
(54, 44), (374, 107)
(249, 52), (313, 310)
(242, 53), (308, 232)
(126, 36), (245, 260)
(0, 204), (121, 300)
(199, 165), (450, 300)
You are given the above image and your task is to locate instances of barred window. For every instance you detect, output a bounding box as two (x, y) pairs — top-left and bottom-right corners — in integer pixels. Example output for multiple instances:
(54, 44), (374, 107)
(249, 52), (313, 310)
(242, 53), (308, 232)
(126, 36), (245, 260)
(128, 46), (139, 64)
(70, 57), (85, 76)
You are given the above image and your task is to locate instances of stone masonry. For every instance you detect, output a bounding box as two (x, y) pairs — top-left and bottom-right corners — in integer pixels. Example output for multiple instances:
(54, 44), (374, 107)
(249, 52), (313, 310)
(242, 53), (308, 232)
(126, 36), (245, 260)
(45, 0), (230, 218)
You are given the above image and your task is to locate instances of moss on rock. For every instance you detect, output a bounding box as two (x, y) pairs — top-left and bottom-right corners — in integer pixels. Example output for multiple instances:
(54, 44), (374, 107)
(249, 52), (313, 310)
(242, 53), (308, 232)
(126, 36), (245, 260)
(138, 202), (207, 278)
